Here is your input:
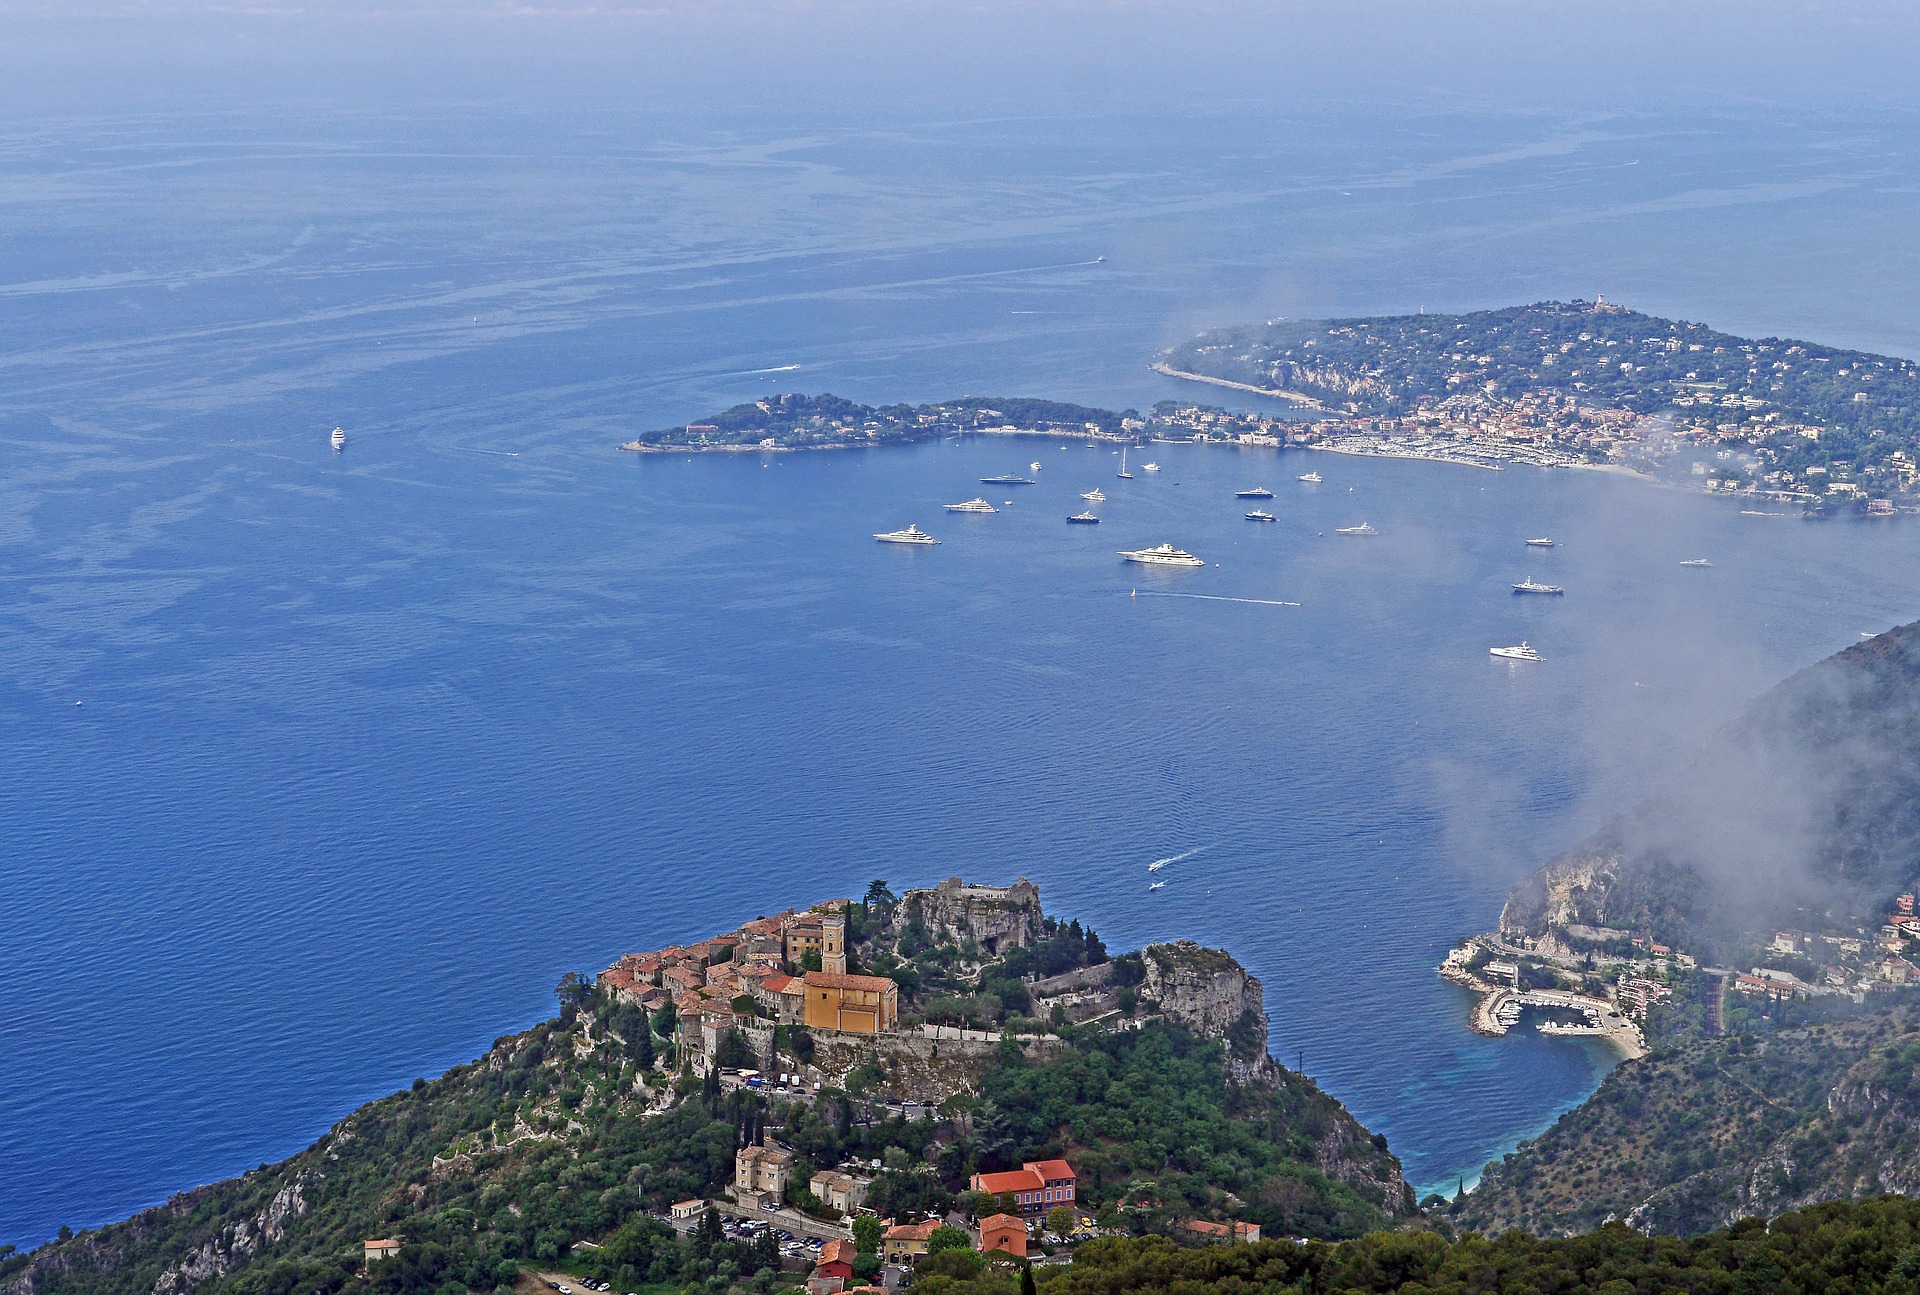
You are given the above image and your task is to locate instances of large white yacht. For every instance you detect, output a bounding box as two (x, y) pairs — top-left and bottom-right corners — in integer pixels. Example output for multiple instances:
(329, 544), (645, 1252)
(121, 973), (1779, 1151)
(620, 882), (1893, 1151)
(1512, 579), (1564, 595)
(1525, 537), (1555, 547)
(874, 525), (939, 545)
(1081, 488), (1106, 502)
(1140, 461), (1162, 473)
(1490, 642), (1544, 662)
(1119, 543), (1204, 567)
(1680, 558), (1713, 567)
(1334, 522), (1377, 536)
(945, 498), (997, 513)
(330, 426), (346, 451)
(1298, 471), (1322, 483)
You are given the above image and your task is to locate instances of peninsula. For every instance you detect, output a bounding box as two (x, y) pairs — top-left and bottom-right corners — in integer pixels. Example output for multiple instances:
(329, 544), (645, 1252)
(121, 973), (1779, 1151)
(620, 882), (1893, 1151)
(631, 303), (1920, 513)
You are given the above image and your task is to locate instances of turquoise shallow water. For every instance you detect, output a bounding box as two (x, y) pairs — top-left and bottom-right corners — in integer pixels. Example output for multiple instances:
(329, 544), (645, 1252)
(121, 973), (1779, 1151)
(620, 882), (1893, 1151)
(4, 102), (1920, 1247)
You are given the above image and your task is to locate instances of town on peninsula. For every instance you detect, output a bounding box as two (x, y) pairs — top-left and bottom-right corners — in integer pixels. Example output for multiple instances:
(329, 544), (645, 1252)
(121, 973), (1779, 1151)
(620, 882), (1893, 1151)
(625, 302), (1920, 514)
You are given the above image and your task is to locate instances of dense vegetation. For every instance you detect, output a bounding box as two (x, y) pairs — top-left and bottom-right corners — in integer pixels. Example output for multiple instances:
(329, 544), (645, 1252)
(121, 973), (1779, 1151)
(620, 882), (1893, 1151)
(978, 1024), (1400, 1239)
(1045, 1196), (1920, 1295)
(1449, 1004), (1920, 1238)
(627, 393), (1143, 450)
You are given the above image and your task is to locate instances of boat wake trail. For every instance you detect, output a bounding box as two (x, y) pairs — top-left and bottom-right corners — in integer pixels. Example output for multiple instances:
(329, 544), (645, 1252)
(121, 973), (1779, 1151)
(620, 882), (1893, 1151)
(1147, 845), (1206, 873)
(1131, 591), (1300, 607)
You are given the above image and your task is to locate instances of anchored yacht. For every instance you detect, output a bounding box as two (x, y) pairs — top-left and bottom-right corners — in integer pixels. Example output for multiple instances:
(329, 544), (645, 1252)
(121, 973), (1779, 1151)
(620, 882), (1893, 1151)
(1117, 448), (1134, 479)
(1334, 522), (1377, 536)
(1081, 488), (1106, 502)
(1680, 558), (1713, 567)
(874, 525), (939, 545)
(1525, 537), (1555, 547)
(1068, 511), (1100, 525)
(1030, 461), (1043, 471)
(1298, 471), (1322, 483)
(946, 498), (997, 513)
(1245, 511), (1276, 523)
(330, 426), (346, 451)
(981, 473), (1035, 485)
(1119, 543), (1204, 568)
(1140, 461), (1161, 473)
(1490, 642), (1544, 662)
(1512, 579), (1564, 595)
(1236, 487), (1274, 499)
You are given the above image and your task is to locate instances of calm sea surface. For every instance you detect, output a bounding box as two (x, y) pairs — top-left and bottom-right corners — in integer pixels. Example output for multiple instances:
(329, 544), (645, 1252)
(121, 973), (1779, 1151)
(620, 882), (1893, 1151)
(5, 101), (1920, 1247)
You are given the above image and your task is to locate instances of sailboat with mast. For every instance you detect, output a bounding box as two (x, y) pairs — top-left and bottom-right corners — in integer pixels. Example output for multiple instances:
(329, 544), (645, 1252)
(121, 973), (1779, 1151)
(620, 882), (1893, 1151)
(1117, 447), (1134, 479)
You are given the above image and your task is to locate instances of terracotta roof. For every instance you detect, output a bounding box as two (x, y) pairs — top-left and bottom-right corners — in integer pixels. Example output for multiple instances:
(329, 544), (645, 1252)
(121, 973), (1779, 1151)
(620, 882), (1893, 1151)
(973, 1169), (1042, 1195)
(764, 974), (800, 994)
(805, 971), (896, 992)
(884, 1221), (939, 1241)
(1027, 1159), (1075, 1181)
(1182, 1220), (1230, 1237)
(978, 1214), (1024, 1232)
(817, 1241), (854, 1267)
(364, 1239), (403, 1251)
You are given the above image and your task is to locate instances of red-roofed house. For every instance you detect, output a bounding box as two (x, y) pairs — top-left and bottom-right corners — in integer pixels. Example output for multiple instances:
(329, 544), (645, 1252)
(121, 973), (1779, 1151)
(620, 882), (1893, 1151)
(969, 1160), (1075, 1215)
(1180, 1220), (1261, 1244)
(882, 1221), (939, 1263)
(815, 1240), (855, 1282)
(978, 1214), (1027, 1258)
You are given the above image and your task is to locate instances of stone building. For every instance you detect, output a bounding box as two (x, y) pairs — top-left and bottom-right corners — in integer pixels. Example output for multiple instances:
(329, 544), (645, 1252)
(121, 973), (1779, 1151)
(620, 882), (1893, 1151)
(734, 1142), (794, 1208)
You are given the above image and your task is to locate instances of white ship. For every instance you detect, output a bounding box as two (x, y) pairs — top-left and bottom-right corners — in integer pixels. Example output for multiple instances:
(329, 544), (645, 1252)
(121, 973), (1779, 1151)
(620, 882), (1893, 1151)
(1680, 558), (1712, 567)
(1236, 487), (1274, 499)
(1525, 537), (1555, 547)
(1245, 510), (1276, 522)
(330, 426), (346, 451)
(1298, 471), (1322, 483)
(1148, 881), (1165, 891)
(1081, 488), (1106, 502)
(945, 498), (997, 513)
(1141, 461), (1161, 473)
(1030, 461), (1043, 471)
(1067, 511), (1100, 524)
(1119, 543), (1204, 568)
(1512, 579), (1564, 595)
(874, 525), (939, 545)
(1490, 642), (1544, 662)
(1334, 522), (1377, 536)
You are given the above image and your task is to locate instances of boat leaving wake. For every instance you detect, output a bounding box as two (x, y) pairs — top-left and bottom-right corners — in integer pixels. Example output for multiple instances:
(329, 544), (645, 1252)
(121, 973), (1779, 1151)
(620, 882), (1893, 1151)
(1131, 591), (1300, 607)
(1148, 845), (1206, 873)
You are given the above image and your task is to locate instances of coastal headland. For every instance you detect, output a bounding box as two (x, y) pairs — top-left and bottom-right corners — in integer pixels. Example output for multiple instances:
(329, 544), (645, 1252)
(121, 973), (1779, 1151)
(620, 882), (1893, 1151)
(626, 302), (1920, 513)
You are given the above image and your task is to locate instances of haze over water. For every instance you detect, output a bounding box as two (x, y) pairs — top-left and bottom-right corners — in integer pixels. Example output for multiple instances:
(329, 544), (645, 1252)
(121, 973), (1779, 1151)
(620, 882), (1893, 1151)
(6, 93), (1920, 1248)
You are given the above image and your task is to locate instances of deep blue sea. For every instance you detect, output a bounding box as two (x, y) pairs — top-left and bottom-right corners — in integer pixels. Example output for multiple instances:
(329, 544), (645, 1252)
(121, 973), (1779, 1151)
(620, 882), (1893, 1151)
(6, 100), (1920, 1248)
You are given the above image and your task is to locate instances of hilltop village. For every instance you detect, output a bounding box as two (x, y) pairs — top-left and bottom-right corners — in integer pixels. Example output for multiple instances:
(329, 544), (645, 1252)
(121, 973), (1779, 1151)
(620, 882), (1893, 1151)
(1441, 890), (1920, 1054)
(573, 878), (1410, 1292)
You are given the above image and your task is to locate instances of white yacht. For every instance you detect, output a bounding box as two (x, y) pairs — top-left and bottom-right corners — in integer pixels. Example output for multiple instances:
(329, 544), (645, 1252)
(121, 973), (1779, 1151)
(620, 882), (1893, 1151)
(1141, 461), (1162, 473)
(945, 498), (997, 513)
(1236, 487), (1274, 499)
(1245, 511), (1277, 522)
(1334, 522), (1377, 536)
(1525, 537), (1555, 547)
(1298, 471), (1322, 483)
(1119, 543), (1204, 568)
(1680, 558), (1713, 567)
(874, 525), (939, 545)
(330, 426), (346, 451)
(1081, 488), (1106, 502)
(1067, 511), (1100, 525)
(1030, 462), (1043, 472)
(1490, 642), (1544, 662)
(1148, 881), (1166, 892)
(1512, 579), (1564, 595)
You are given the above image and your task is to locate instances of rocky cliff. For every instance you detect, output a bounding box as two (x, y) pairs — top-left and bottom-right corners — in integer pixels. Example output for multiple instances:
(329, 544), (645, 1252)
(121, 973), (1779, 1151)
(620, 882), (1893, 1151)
(894, 877), (1045, 957)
